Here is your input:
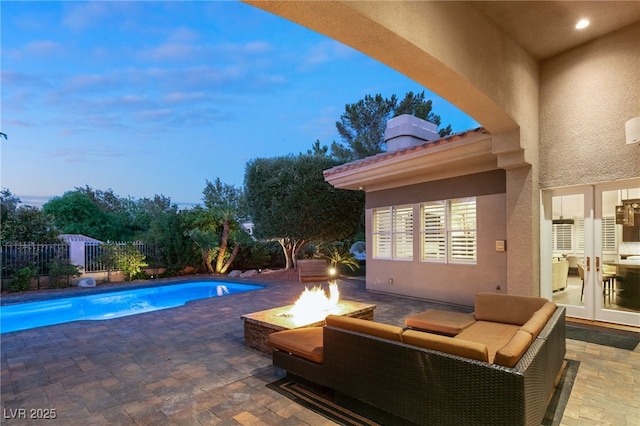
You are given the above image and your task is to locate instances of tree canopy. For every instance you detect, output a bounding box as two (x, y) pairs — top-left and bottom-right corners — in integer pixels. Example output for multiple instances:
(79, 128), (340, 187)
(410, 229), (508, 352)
(202, 177), (247, 217)
(43, 191), (117, 240)
(330, 91), (453, 162)
(1, 189), (60, 244)
(245, 153), (364, 269)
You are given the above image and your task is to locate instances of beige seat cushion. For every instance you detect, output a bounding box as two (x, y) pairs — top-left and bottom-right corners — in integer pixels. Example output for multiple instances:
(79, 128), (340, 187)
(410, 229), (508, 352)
(267, 327), (324, 363)
(325, 314), (403, 341)
(405, 310), (476, 335)
(494, 330), (533, 368)
(455, 321), (520, 363)
(403, 330), (489, 362)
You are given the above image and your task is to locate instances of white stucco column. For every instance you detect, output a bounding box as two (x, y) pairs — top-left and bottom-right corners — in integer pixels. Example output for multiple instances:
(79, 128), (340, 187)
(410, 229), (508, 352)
(69, 241), (86, 271)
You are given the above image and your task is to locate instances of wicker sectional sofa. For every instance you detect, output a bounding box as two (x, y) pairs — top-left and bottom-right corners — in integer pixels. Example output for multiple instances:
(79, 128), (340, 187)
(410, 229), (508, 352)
(268, 293), (566, 426)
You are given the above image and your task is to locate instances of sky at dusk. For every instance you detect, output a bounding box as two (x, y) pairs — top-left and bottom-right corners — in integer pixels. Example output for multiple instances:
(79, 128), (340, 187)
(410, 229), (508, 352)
(1, 1), (478, 208)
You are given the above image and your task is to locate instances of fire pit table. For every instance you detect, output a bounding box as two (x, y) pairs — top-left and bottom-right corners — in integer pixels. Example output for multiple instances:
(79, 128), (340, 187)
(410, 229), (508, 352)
(241, 300), (376, 354)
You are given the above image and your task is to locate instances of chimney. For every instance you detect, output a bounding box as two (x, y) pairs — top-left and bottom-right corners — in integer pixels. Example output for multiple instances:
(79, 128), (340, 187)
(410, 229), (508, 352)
(384, 114), (440, 151)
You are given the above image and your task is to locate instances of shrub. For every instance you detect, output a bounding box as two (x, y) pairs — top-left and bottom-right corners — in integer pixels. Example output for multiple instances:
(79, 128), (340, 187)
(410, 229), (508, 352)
(9, 266), (36, 292)
(231, 240), (286, 270)
(49, 258), (82, 288)
(116, 243), (147, 281)
(131, 270), (150, 281)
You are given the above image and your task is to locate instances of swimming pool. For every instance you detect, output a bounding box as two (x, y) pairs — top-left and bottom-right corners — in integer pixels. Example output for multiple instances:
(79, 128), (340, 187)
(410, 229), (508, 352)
(0, 281), (263, 333)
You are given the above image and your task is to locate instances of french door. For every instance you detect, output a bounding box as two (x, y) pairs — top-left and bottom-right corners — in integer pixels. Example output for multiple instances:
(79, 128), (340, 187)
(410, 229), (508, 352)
(541, 178), (640, 327)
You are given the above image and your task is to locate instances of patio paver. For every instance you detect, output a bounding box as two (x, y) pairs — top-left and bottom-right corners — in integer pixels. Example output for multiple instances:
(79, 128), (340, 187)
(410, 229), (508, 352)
(1, 276), (639, 425)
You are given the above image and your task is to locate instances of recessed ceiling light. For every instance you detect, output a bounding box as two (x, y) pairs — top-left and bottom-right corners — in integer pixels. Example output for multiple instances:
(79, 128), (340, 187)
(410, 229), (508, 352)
(576, 19), (590, 29)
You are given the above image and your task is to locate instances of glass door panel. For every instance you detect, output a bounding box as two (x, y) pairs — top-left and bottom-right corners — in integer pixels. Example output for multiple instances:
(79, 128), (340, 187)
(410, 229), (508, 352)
(595, 181), (640, 327)
(543, 179), (640, 327)
(543, 189), (592, 319)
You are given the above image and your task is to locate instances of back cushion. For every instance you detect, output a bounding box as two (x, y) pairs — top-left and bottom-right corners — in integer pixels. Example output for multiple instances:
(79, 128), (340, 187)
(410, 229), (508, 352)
(403, 330), (489, 362)
(494, 330), (533, 368)
(325, 314), (403, 341)
(475, 293), (549, 326)
(520, 302), (557, 338)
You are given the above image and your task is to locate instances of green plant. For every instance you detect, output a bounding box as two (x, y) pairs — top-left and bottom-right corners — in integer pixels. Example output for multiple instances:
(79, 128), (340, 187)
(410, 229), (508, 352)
(10, 266), (36, 292)
(49, 258), (82, 288)
(95, 242), (119, 283)
(321, 242), (360, 274)
(116, 243), (147, 281)
(131, 270), (150, 281)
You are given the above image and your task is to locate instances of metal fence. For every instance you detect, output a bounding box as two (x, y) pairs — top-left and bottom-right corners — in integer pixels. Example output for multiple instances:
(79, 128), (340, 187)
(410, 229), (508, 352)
(0, 243), (70, 278)
(83, 241), (159, 272)
(1, 241), (161, 278)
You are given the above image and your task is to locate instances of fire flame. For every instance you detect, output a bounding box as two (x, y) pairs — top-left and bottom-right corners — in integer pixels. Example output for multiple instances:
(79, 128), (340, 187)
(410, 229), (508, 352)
(288, 283), (340, 325)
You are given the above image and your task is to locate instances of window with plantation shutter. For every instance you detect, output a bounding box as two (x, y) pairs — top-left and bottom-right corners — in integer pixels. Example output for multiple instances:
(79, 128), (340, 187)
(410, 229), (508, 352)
(372, 208), (391, 259)
(449, 198), (477, 263)
(421, 202), (446, 261)
(372, 206), (414, 260)
(420, 198), (476, 264)
(601, 216), (616, 253)
(552, 223), (572, 252)
(576, 219), (585, 252)
(393, 205), (413, 260)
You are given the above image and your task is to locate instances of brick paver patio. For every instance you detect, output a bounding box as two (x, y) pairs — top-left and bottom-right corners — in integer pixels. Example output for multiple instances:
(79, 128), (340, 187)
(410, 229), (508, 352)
(1, 275), (639, 425)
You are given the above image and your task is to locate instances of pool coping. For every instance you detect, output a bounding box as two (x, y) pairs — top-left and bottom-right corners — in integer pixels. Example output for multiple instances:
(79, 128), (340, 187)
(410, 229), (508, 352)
(0, 274), (271, 306)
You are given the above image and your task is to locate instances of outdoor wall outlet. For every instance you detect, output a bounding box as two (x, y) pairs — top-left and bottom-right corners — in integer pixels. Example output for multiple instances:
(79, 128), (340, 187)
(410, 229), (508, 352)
(388, 278), (394, 284)
(495, 240), (506, 252)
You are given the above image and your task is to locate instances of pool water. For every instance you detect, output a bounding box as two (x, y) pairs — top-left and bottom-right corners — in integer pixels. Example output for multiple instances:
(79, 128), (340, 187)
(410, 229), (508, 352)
(0, 281), (263, 333)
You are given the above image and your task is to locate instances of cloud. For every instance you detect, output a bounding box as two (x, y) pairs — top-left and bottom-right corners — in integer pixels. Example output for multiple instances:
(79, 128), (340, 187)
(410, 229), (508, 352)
(1, 71), (51, 89)
(142, 42), (198, 62)
(223, 41), (273, 55)
(61, 2), (144, 31)
(139, 39), (274, 64)
(300, 40), (356, 69)
(62, 73), (117, 93)
(49, 146), (129, 163)
(93, 95), (150, 110)
(62, 2), (111, 32)
(168, 27), (200, 43)
(7, 40), (64, 59)
(164, 92), (207, 103)
(136, 108), (175, 122)
(133, 106), (233, 128)
(16, 195), (55, 209)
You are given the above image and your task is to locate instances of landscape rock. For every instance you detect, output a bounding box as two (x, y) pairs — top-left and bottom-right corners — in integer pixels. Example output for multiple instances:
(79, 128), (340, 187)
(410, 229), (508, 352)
(78, 277), (96, 288)
(228, 270), (242, 278)
(240, 270), (258, 278)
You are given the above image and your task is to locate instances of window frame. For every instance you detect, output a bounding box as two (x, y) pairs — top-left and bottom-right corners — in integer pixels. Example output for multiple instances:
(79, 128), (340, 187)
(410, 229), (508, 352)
(420, 201), (446, 262)
(371, 205), (414, 260)
(448, 198), (477, 264)
(420, 197), (477, 264)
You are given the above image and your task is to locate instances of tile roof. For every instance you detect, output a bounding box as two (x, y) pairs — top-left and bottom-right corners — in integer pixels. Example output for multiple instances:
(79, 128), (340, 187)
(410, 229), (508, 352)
(59, 234), (103, 244)
(323, 127), (489, 177)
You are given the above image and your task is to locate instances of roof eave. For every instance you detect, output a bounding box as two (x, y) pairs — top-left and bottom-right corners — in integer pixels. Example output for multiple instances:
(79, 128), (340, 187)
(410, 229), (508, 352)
(324, 132), (497, 191)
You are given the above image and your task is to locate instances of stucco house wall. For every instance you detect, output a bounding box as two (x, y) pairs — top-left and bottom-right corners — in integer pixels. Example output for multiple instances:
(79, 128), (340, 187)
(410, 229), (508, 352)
(364, 170), (506, 306)
(540, 22), (640, 188)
